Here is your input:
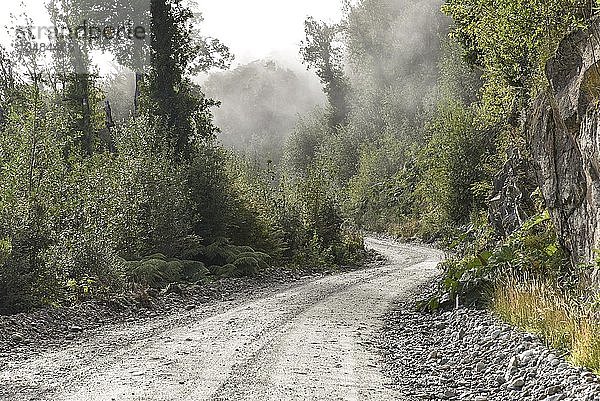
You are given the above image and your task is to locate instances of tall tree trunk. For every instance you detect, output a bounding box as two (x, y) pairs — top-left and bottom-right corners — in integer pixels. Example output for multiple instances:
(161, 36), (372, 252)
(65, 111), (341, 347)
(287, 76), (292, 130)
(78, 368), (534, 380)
(78, 73), (93, 155)
(101, 99), (117, 153)
(134, 72), (143, 118)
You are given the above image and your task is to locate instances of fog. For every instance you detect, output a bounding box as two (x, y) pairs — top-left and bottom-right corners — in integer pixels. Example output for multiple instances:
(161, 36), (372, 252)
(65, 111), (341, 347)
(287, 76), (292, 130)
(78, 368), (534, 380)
(346, 0), (447, 109)
(205, 0), (448, 159)
(1, 0), (447, 158)
(204, 59), (326, 161)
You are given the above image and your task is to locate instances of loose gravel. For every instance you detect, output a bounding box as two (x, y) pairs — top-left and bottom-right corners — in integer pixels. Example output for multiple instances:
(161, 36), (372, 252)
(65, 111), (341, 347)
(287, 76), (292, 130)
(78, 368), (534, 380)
(0, 238), (439, 401)
(379, 298), (600, 401)
(0, 262), (365, 360)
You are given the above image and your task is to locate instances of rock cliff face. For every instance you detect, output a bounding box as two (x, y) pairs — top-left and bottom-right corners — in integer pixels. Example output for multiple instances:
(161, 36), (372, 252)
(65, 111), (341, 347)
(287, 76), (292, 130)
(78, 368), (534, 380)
(488, 146), (538, 238)
(527, 20), (600, 266)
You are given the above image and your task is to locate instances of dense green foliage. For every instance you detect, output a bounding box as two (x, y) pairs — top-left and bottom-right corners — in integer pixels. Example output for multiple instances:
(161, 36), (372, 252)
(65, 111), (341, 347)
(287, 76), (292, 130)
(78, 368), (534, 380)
(423, 211), (570, 310)
(288, 0), (491, 240)
(287, 0), (597, 311)
(430, 0), (594, 304)
(0, 1), (364, 315)
(3, 0), (598, 325)
(442, 0), (590, 120)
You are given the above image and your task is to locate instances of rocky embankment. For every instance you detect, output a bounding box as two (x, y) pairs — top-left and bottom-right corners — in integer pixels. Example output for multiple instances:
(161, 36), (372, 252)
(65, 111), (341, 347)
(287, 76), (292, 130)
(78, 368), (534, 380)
(526, 17), (600, 268)
(380, 299), (600, 401)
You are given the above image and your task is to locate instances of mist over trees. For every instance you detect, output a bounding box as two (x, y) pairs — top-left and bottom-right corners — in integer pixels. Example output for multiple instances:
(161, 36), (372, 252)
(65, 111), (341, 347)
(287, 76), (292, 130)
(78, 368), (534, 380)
(286, 0), (457, 235)
(0, 0), (362, 314)
(204, 60), (324, 161)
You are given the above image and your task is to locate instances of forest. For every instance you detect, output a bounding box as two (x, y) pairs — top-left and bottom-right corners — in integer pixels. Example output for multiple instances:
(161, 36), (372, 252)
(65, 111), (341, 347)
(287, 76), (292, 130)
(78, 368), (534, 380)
(1, 0), (600, 374)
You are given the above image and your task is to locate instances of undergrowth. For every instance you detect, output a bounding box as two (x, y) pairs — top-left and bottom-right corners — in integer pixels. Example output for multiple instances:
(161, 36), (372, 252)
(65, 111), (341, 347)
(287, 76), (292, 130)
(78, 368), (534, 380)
(428, 208), (600, 374)
(425, 210), (568, 309)
(493, 277), (600, 374)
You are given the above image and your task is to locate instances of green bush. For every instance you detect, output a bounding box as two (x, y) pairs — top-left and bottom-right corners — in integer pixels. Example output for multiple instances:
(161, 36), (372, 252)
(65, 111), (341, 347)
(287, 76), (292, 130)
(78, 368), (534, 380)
(181, 260), (209, 282)
(347, 137), (419, 235)
(417, 99), (496, 236)
(425, 211), (569, 311)
(199, 239), (271, 278)
(0, 206), (57, 313)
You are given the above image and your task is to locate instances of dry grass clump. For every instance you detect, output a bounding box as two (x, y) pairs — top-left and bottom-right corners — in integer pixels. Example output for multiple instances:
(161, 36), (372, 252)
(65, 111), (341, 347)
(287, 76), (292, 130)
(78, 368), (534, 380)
(493, 277), (600, 374)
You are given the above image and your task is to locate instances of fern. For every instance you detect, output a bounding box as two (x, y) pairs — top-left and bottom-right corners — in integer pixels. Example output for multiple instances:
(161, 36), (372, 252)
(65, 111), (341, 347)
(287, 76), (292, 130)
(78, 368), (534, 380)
(141, 253), (169, 262)
(124, 258), (183, 289)
(232, 256), (260, 276)
(181, 260), (209, 282)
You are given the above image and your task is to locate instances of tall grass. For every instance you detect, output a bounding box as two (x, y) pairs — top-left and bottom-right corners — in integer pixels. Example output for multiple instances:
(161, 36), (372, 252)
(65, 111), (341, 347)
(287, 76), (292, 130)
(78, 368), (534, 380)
(493, 278), (600, 374)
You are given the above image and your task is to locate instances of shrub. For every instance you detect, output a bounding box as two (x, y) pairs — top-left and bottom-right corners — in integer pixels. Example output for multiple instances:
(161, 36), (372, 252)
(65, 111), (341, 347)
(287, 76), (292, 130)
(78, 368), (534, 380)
(181, 260), (209, 282)
(427, 211), (567, 310)
(417, 99), (496, 235)
(124, 254), (183, 289)
(0, 205), (57, 313)
(347, 138), (419, 235)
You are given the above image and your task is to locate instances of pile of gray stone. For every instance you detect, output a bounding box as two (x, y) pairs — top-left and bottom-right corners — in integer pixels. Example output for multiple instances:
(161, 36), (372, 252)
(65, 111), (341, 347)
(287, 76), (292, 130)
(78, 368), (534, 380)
(379, 304), (599, 400)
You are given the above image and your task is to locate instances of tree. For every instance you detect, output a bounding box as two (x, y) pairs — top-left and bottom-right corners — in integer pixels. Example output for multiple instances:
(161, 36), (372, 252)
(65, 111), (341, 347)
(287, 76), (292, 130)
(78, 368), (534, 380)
(147, 0), (233, 159)
(301, 17), (349, 129)
(46, 0), (105, 156)
(442, 0), (590, 119)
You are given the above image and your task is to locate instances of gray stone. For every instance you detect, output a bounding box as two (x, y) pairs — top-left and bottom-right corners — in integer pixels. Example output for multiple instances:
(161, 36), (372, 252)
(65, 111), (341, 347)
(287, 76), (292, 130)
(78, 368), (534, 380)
(546, 385), (562, 396)
(510, 378), (525, 389)
(10, 333), (24, 343)
(505, 356), (520, 381)
(508, 355), (521, 369)
(527, 17), (600, 267)
(489, 329), (502, 339)
(542, 394), (565, 401)
(476, 362), (486, 373)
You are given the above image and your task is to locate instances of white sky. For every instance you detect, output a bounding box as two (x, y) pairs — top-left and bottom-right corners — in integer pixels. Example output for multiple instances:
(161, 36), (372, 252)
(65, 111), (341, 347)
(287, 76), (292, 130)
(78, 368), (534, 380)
(197, 0), (344, 66)
(0, 0), (345, 69)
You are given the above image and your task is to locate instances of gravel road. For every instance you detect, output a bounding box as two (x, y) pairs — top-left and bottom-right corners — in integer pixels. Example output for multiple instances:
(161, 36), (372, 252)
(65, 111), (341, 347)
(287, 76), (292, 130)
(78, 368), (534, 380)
(0, 237), (443, 401)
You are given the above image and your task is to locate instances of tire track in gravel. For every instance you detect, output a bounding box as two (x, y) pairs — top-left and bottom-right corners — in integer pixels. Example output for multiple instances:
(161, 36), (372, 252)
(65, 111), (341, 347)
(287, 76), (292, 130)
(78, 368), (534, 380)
(0, 237), (443, 401)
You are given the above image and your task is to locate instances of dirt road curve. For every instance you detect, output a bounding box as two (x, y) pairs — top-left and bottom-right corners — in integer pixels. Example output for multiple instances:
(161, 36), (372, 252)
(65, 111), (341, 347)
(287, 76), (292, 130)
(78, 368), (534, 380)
(0, 238), (443, 401)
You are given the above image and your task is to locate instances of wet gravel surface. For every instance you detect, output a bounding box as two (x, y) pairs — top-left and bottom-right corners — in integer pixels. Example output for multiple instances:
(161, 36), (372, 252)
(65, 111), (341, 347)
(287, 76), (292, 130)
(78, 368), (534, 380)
(379, 297), (600, 401)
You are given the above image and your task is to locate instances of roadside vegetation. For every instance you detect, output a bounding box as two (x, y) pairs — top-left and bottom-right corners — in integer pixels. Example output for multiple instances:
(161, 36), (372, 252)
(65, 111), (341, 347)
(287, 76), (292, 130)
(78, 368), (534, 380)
(433, 0), (600, 373)
(493, 277), (600, 374)
(283, 0), (600, 373)
(0, 0), (364, 315)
